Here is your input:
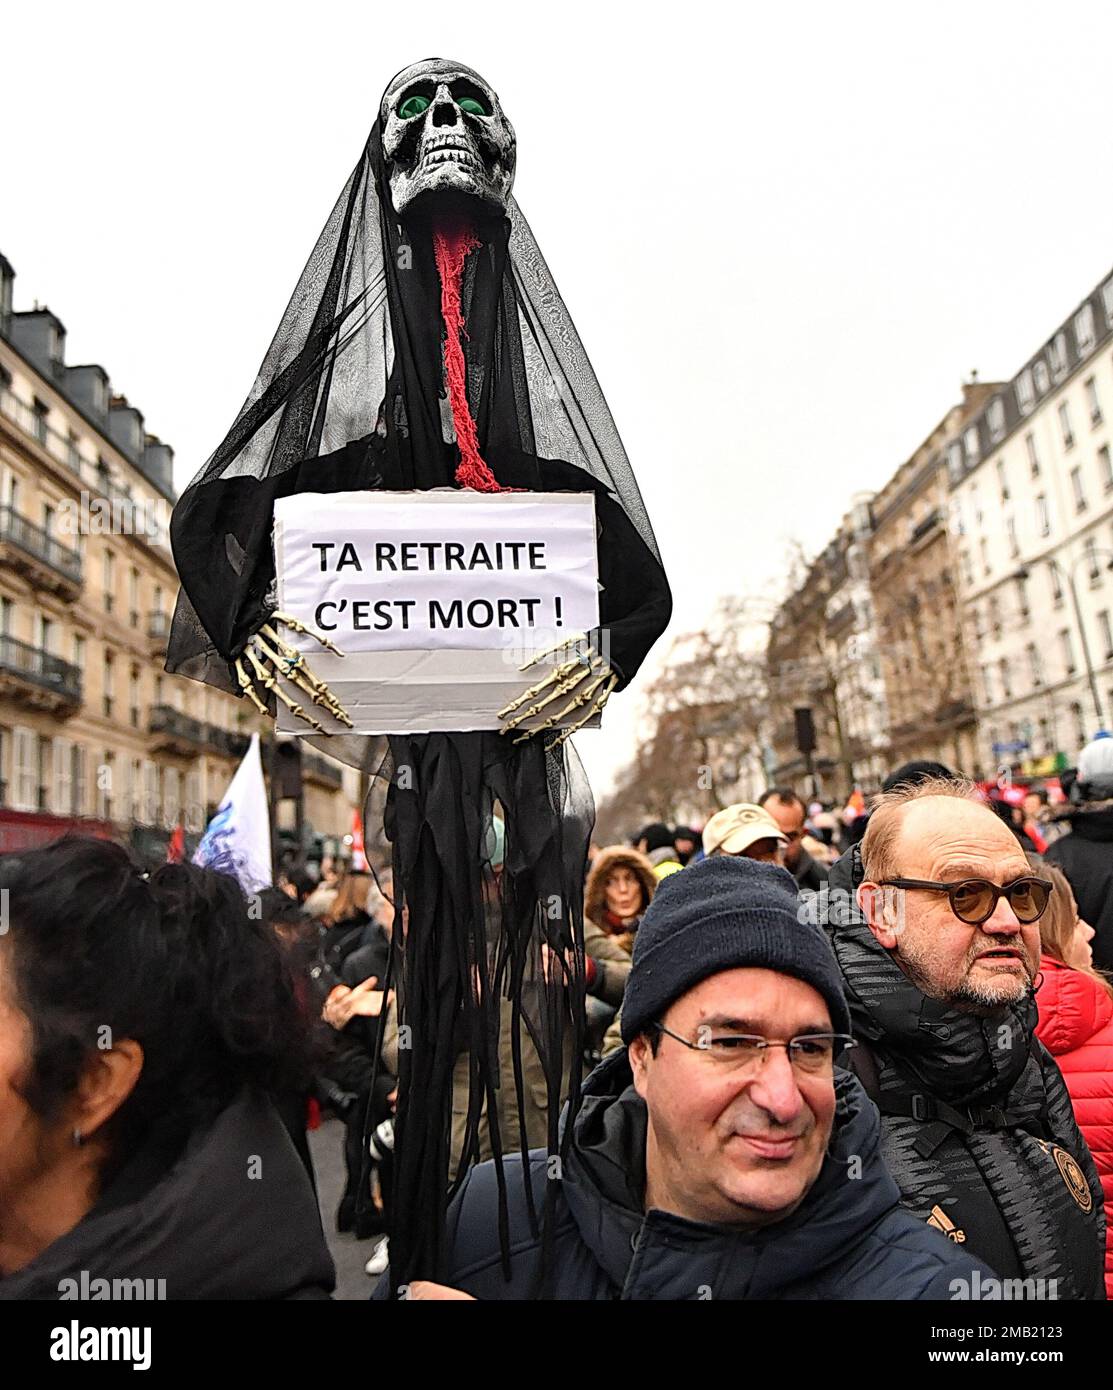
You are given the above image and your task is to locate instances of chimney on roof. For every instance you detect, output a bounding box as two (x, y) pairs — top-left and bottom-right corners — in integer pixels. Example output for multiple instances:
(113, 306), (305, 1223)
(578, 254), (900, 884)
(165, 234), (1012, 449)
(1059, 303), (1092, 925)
(64, 363), (112, 420)
(9, 306), (67, 380)
(107, 393), (144, 460)
(0, 254), (13, 337)
(141, 434), (174, 494)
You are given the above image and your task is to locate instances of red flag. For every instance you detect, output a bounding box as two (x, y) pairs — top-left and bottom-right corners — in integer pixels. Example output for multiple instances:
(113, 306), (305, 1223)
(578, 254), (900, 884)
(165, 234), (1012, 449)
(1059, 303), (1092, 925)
(351, 808), (368, 872)
(167, 824), (185, 864)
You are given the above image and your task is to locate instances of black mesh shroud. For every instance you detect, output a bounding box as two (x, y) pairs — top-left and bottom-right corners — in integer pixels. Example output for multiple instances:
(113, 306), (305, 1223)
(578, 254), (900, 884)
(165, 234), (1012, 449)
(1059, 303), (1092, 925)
(166, 81), (671, 1286)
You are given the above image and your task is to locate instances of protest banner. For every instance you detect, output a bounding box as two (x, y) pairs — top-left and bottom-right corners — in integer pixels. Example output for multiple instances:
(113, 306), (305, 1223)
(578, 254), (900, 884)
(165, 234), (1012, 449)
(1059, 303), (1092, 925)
(272, 490), (602, 734)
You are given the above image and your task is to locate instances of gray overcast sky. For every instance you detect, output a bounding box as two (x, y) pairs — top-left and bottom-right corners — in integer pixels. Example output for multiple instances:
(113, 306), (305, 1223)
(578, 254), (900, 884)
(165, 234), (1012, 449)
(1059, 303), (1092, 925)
(5, 1), (1113, 798)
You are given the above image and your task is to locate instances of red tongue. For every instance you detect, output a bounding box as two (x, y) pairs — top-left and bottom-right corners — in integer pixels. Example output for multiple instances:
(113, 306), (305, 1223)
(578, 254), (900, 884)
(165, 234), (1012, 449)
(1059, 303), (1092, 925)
(432, 219), (506, 493)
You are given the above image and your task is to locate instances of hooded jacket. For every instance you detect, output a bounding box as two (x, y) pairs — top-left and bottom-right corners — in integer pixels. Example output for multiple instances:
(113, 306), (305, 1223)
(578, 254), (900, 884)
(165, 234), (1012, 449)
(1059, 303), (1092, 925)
(1034, 954), (1113, 1297)
(387, 1051), (994, 1299)
(1045, 804), (1113, 972)
(0, 1090), (335, 1300)
(821, 845), (1105, 1298)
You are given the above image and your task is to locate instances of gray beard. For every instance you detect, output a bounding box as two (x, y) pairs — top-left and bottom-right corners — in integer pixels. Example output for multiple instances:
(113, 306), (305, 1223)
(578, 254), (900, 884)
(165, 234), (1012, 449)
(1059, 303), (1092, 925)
(891, 946), (1027, 1017)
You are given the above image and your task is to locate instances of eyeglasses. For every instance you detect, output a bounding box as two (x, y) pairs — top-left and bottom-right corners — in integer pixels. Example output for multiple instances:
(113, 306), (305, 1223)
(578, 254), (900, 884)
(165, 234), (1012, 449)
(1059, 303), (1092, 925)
(651, 1022), (855, 1075)
(878, 876), (1053, 926)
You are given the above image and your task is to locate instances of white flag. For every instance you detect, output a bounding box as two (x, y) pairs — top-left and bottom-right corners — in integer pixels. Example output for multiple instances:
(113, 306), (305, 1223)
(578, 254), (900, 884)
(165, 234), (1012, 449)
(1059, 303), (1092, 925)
(193, 733), (272, 894)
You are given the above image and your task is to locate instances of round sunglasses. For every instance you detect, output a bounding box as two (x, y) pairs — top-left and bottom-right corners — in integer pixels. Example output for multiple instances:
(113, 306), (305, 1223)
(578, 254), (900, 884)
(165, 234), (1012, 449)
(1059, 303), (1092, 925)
(878, 875), (1053, 926)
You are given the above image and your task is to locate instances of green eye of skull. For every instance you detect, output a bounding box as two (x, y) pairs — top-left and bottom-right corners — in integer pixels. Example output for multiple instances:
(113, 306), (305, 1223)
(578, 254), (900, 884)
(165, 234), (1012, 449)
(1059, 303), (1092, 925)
(398, 92), (489, 120)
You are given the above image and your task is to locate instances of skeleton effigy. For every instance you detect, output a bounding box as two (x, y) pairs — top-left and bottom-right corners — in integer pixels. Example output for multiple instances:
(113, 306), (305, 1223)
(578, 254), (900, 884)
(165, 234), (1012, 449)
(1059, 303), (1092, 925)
(167, 59), (671, 1287)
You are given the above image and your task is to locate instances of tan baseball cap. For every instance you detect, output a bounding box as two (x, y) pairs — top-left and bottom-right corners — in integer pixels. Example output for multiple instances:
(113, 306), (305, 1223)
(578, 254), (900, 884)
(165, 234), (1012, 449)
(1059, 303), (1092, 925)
(702, 803), (788, 857)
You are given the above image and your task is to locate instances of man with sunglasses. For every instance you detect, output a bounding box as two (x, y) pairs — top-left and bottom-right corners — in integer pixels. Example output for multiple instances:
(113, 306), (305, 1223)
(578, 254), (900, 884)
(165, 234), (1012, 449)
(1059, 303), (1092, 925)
(827, 775), (1104, 1298)
(389, 855), (994, 1298)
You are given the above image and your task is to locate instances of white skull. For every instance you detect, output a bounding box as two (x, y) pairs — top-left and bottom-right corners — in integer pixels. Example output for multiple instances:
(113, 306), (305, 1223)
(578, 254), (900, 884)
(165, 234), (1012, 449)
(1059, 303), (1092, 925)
(380, 59), (516, 218)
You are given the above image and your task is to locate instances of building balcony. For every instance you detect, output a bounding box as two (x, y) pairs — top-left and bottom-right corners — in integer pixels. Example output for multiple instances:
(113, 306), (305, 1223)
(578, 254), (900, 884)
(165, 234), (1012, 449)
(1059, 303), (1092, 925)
(206, 725), (251, 759)
(147, 608), (171, 657)
(0, 505), (83, 599)
(0, 635), (82, 713)
(910, 507), (943, 547)
(304, 752), (344, 790)
(0, 386), (87, 486)
(148, 704), (206, 757)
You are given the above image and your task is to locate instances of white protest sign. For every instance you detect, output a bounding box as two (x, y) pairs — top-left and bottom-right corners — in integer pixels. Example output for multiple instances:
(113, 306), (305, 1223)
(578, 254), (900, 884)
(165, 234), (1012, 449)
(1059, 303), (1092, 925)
(273, 490), (602, 735)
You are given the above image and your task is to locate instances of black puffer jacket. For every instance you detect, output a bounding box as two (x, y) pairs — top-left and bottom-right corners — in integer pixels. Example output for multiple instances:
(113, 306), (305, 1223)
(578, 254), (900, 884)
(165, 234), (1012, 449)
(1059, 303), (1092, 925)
(378, 1051), (994, 1299)
(1045, 804), (1113, 971)
(821, 844), (1105, 1298)
(0, 1089), (335, 1300)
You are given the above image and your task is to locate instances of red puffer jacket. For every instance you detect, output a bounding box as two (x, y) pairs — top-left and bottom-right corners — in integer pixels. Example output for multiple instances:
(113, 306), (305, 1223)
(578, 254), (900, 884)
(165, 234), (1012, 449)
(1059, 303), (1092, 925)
(1034, 954), (1113, 1297)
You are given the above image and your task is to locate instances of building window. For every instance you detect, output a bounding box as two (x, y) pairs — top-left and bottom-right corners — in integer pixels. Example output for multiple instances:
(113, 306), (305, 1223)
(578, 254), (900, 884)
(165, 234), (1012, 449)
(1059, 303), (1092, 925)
(143, 761), (160, 827)
(52, 736), (73, 815)
(982, 665), (994, 706)
(1072, 701), (1087, 748)
(989, 594), (1002, 639)
(980, 537), (991, 576)
(1103, 279), (1113, 327)
(129, 665), (140, 728)
(1036, 494), (1051, 537)
(72, 744), (87, 817)
(1086, 375), (1103, 427)
(1016, 574), (1030, 619)
(1060, 627), (1077, 676)
(164, 767), (181, 827)
(1050, 561), (1064, 605)
(1100, 610), (1113, 660)
(1025, 432), (1040, 477)
(1086, 536), (1101, 583)
(1076, 303), (1096, 355)
(103, 650), (114, 719)
(1048, 332), (1069, 380)
(972, 606), (985, 641)
(66, 430), (80, 469)
(32, 398), (49, 446)
(102, 550), (115, 613)
(13, 726), (36, 811)
(996, 459), (1010, 501)
(129, 566), (140, 627)
(1071, 465), (1088, 512)
(1006, 514), (1019, 558)
(72, 633), (85, 669)
(98, 750), (115, 821)
(964, 425), (980, 463)
(1027, 642), (1042, 686)
(961, 549), (974, 585)
(988, 398), (1006, 442)
(1034, 359), (1050, 394)
(998, 657), (1012, 701)
(1016, 370), (1035, 415)
(1100, 444), (1113, 494)
(1059, 401), (1075, 450)
(36, 736), (49, 812)
(947, 441), (964, 483)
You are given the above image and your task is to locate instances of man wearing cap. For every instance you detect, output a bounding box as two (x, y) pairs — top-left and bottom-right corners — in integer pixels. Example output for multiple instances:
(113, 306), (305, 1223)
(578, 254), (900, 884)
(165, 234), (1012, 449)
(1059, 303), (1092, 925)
(822, 774), (1105, 1298)
(759, 787), (830, 891)
(702, 802), (788, 864)
(389, 856), (995, 1299)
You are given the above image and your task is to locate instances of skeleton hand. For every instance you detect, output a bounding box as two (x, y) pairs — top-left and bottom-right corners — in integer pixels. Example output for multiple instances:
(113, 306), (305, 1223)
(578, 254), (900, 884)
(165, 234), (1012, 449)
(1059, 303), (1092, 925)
(234, 610), (353, 734)
(497, 634), (617, 747)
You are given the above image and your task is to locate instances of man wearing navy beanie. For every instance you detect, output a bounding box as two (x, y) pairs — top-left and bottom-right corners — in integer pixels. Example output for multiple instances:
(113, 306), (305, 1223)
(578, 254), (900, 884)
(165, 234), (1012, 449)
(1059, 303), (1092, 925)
(398, 855), (997, 1299)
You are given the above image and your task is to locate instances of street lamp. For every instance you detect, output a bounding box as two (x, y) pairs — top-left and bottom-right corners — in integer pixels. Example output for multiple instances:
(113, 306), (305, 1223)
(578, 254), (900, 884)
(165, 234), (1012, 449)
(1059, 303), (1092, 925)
(1013, 550), (1113, 736)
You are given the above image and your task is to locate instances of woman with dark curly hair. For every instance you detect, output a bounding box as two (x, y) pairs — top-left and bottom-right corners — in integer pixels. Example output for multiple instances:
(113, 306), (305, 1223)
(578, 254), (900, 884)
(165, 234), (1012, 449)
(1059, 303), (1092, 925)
(0, 837), (334, 1299)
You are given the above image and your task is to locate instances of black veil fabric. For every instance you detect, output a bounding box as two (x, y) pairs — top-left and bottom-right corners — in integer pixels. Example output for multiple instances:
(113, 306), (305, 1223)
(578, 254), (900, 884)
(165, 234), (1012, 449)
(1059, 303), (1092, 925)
(167, 95), (671, 1286)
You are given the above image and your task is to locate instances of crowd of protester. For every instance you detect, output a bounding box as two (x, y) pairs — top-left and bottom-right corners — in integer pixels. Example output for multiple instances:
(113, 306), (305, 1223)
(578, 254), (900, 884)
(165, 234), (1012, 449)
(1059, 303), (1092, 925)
(2, 736), (1112, 1300)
